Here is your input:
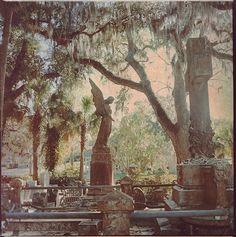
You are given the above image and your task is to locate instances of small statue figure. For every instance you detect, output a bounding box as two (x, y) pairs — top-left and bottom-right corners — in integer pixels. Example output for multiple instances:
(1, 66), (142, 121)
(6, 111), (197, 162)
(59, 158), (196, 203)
(89, 79), (114, 150)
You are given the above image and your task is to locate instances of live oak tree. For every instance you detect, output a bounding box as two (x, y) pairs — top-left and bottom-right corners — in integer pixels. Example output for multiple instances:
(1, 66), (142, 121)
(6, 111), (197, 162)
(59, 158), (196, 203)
(6, 1), (233, 164)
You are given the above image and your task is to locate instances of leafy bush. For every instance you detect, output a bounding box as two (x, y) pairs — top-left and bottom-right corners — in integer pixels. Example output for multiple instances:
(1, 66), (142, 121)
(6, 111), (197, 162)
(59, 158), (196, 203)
(132, 171), (176, 201)
(50, 164), (81, 186)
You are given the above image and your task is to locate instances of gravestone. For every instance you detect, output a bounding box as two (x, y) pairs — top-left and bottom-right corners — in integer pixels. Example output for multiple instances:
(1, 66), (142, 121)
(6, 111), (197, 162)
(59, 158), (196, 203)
(97, 190), (134, 235)
(39, 171), (50, 187)
(168, 37), (233, 211)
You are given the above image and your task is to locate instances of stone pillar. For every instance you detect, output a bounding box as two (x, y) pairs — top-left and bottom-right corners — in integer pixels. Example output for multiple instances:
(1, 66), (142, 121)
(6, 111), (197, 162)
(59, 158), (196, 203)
(120, 175), (133, 197)
(170, 37), (233, 210)
(90, 147), (112, 185)
(98, 190), (134, 235)
(185, 37), (215, 158)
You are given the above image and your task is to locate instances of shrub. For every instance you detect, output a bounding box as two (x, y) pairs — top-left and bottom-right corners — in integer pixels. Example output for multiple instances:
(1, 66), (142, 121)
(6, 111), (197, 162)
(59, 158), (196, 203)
(50, 164), (81, 186)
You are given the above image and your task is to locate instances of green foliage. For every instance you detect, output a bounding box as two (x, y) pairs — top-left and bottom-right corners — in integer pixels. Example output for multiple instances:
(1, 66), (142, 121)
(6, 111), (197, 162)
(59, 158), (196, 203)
(50, 164), (80, 185)
(115, 87), (131, 114)
(110, 101), (174, 174)
(81, 96), (93, 115)
(212, 119), (233, 158)
(134, 173), (176, 185)
(133, 172), (176, 200)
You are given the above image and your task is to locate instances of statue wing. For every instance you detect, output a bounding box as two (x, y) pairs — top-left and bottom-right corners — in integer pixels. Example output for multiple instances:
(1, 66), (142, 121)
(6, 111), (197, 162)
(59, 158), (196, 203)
(89, 79), (106, 116)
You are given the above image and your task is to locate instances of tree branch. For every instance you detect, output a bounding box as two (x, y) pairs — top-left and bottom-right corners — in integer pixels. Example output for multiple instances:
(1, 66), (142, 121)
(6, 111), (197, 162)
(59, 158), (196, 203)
(125, 27), (176, 135)
(43, 72), (61, 80)
(4, 84), (25, 102)
(180, 4), (194, 39)
(80, 21), (111, 38)
(211, 23), (233, 39)
(120, 63), (130, 72)
(10, 85), (26, 100)
(210, 37), (232, 47)
(79, 58), (144, 93)
(211, 48), (233, 61)
(151, 7), (177, 33)
(209, 2), (232, 10)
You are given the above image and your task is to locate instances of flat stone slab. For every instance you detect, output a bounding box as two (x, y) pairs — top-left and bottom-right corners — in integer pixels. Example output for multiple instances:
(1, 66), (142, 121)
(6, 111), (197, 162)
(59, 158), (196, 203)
(78, 219), (102, 235)
(172, 185), (204, 207)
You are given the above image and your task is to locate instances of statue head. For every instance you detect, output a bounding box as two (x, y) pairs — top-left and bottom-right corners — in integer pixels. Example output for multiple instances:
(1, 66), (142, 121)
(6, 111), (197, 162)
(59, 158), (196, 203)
(104, 96), (114, 104)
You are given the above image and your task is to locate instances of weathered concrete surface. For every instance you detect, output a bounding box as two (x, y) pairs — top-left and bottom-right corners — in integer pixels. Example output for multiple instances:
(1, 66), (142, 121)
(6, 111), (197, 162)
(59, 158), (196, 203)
(174, 158), (233, 209)
(77, 219), (102, 235)
(172, 185), (204, 208)
(98, 190), (134, 235)
(6, 219), (82, 232)
(177, 164), (204, 186)
(186, 37), (212, 83)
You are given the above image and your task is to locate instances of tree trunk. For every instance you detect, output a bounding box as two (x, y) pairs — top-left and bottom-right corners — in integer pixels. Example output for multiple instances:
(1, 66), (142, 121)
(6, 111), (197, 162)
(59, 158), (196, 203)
(172, 127), (190, 163)
(79, 121), (86, 180)
(32, 109), (42, 181)
(171, 58), (191, 163)
(0, 6), (13, 151)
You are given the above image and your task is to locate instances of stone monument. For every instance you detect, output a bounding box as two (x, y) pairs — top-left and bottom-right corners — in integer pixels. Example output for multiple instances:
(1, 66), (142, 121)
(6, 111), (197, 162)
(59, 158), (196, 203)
(97, 190), (134, 235)
(166, 37), (233, 212)
(89, 79), (114, 187)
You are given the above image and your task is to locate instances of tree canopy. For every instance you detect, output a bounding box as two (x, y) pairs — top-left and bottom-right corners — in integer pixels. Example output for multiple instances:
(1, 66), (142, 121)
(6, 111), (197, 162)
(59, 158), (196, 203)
(0, 1), (233, 173)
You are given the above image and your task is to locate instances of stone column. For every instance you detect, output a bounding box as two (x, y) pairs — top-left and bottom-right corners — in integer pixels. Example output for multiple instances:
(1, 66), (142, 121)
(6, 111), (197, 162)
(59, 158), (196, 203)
(98, 190), (134, 235)
(185, 37), (215, 158)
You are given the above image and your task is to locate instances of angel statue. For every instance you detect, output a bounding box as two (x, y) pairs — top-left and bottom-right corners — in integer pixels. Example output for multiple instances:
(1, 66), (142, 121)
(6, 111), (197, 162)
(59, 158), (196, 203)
(89, 79), (114, 150)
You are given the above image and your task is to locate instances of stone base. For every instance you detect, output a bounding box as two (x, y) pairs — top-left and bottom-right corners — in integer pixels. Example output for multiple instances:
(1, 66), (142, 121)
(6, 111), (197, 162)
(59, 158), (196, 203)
(172, 185), (204, 208)
(77, 219), (102, 235)
(164, 197), (232, 234)
(178, 159), (233, 187)
(90, 150), (113, 186)
(174, 159), (233, 209)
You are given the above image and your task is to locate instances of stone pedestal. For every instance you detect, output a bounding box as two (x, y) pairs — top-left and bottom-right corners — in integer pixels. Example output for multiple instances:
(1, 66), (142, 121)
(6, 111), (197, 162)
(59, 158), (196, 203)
(90, 147), (112, 185)
(98, 190), (134, 235)
(171, 158), (233, 209)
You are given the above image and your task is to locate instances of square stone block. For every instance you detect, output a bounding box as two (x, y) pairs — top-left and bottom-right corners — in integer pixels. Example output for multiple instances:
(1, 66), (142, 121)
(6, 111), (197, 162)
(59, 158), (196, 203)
(186, 37), (212, 80)
(177, 164), (205, 187)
